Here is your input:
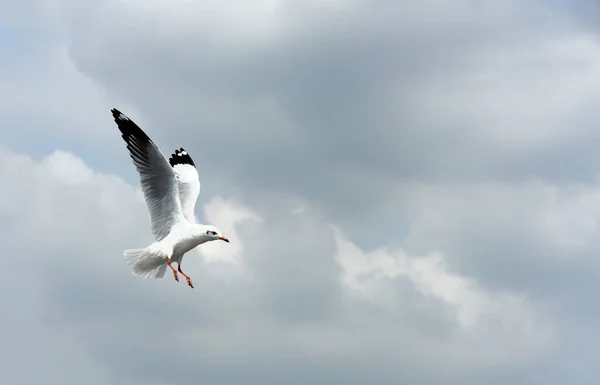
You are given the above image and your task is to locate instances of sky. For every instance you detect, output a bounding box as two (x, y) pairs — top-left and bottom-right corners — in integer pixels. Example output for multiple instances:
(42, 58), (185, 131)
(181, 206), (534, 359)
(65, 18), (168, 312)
(1, 0), (600, 384)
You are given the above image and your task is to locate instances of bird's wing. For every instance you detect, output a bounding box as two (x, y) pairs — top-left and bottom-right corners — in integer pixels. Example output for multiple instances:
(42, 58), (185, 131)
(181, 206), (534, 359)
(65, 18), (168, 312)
(168, 148), (201, 223)
(111, 108), (185, 241)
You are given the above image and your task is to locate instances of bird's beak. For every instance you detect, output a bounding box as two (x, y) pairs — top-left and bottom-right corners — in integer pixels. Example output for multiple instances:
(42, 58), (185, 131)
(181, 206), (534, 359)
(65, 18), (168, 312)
(219, 236), (230, 243)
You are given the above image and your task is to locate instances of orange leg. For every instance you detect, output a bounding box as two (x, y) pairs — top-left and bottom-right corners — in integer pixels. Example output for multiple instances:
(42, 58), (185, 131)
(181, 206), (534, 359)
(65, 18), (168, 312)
(167, 258), (179, 282)
(178, 263), (194, 289)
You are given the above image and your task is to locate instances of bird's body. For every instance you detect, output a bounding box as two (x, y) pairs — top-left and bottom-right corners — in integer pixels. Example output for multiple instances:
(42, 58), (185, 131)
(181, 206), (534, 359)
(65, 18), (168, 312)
(111, 108), (229, 288)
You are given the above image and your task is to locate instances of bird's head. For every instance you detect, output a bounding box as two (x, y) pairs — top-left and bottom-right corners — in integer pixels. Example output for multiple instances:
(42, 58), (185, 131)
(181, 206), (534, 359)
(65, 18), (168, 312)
(203, 225), (229, 243)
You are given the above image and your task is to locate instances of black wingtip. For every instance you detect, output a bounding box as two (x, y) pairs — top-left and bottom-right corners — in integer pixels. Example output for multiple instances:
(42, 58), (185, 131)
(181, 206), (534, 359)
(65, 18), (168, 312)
(111, 108), (129, 122)
(168, 148), (196, 168)
(110, 108), (152, 147)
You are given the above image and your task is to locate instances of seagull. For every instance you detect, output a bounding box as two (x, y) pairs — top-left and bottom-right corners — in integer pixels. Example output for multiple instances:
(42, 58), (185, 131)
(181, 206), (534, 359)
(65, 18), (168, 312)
(110, 108), (229, 288)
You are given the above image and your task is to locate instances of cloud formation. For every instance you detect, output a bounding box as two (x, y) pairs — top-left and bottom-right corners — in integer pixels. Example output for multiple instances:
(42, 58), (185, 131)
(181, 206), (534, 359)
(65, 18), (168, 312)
(2, 0), (600, 384)
(0, 147), (553, 385)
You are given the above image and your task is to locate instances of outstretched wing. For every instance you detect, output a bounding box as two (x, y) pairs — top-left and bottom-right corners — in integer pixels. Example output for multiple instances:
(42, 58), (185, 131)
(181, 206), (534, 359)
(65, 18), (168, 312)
(168, 148), (200, 223)
(111, 108), (185, 241)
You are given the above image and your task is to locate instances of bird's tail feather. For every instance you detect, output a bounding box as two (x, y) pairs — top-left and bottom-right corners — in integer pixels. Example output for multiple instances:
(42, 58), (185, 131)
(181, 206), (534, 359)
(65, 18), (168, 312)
(123, 247), (168, 279)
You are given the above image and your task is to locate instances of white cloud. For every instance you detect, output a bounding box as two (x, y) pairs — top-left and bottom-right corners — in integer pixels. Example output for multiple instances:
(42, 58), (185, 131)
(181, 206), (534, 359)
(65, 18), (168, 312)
(333, 226), (551, 355)
(200, 195), (262, 265)
(0, 144), (563, 384)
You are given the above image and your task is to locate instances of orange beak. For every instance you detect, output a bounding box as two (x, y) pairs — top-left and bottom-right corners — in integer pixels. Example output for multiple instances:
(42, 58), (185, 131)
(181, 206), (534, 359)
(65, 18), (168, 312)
(219, 236), (230, 243)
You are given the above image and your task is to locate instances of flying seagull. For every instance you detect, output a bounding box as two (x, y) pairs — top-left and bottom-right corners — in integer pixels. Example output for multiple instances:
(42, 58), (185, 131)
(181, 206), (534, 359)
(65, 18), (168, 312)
(110, 108), (229, 288)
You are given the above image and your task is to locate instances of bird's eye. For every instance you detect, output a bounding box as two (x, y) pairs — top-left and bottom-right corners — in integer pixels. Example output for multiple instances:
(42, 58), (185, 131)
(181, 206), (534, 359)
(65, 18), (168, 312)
(206, 230), (217, 236)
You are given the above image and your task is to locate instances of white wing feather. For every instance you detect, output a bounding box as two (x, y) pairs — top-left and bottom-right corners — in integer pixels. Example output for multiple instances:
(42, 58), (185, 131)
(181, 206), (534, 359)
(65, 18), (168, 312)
(111, 109), (186, 241)
(168, 148), (201, 223)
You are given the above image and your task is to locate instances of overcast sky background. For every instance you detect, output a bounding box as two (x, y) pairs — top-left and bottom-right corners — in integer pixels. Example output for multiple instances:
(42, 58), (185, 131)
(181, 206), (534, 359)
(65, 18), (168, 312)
(2, 0), (600, 384)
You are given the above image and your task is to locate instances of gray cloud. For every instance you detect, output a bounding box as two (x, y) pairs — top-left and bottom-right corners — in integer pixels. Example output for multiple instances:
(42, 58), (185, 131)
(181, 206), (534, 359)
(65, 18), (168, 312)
(0, 148), (555, 385)
(2, 0), (600, 384)
(61, 0), (600, 235)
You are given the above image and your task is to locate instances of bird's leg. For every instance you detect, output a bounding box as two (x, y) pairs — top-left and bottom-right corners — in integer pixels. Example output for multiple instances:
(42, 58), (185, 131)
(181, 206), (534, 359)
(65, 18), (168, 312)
(177, 263), (194, 289)
(167, 258), (179, 282)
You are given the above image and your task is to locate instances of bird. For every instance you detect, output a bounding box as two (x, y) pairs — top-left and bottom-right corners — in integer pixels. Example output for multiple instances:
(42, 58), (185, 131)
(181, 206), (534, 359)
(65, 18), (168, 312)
(110, 108), (229, 288)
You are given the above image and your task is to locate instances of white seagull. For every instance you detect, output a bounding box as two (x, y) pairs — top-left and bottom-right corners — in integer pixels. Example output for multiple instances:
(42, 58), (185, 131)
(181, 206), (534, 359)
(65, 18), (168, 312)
(111, 108), (229, 288)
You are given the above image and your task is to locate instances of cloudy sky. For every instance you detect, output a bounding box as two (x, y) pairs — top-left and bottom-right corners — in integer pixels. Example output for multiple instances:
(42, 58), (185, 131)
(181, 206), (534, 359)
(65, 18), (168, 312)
(2, 0), (600, 384)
